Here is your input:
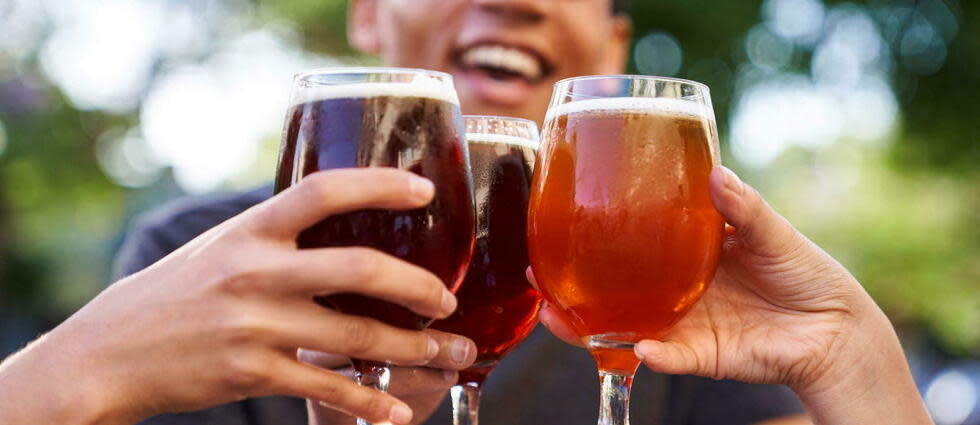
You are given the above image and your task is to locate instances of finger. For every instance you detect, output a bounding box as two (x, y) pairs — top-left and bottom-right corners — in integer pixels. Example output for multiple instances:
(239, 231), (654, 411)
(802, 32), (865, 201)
(296, 349), (350, 370)
(525, 267), (540, 291)
(272, 304), (442, 366)
(634, 339), (708, 377)
(275, 247), (456, 319)
(538, 303), (583, 347)
(309, 366), (458, 397)
(709, 166), (804, 259)
(268, 357), (415, 425)
(386, 366), (458, 396)
(417, 329), (476, 370)
(249, 168), (435, 238)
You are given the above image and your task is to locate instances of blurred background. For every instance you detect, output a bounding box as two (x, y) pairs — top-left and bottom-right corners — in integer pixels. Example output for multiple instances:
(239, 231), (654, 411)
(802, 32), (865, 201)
(0, 0), (977, 422)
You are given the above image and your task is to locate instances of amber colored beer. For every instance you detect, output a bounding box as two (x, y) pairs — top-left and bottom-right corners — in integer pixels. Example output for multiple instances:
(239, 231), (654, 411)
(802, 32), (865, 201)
(431, 134), (543, 385)
(275, 84), (475, 334)
(528, 98), (723, 372)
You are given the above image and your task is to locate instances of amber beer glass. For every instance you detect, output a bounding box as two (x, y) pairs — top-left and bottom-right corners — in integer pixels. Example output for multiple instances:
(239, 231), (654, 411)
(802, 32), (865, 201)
(274, 68), (475, 425)
(430, 116), (543, 425)
(528, 76), (724, 425)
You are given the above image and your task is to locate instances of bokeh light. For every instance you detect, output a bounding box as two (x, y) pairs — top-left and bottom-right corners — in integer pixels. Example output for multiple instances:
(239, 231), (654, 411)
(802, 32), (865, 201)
(763, 0), (825, 46)
(925, 370), (978, 425)
(635, 32), (683, 77)
(730, 3), (900, 168)
(900, 11), (948, 75)
(140, 28), (333, 192)
(745, 25), (794, 71)
(95, 129), (164, 188)
(38, 0), (167, 112)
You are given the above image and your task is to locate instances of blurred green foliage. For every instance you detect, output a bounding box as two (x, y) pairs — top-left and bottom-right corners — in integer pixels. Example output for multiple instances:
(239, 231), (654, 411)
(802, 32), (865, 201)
(1, 0), (977, 356)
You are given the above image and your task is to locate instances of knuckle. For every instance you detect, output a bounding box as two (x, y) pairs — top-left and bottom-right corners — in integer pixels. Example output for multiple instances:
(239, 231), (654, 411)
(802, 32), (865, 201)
(360, 393), (391, 420)
(248, 203), (279, 235)
(413, 277), (446, 314)
(222, 314), (269, 347)
(314, 379), (345, 404)
(217, 267), (263, 296)
(344, 248), (382, 285)
(300, 172), (336, 206)
(339, 318), (376, 354)
(222, 351), (272, 390)
(412, 334), (435, 363)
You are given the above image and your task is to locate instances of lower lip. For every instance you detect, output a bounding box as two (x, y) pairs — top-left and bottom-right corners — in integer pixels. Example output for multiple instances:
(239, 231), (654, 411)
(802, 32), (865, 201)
(454, 67), (537, 108)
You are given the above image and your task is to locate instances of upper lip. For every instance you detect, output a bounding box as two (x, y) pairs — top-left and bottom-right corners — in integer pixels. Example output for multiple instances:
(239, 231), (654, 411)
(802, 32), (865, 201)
(452, 39), (555, 83)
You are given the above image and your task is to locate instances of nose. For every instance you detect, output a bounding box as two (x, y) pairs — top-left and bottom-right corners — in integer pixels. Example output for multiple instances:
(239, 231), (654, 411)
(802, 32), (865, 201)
(472, 0), (547, 24)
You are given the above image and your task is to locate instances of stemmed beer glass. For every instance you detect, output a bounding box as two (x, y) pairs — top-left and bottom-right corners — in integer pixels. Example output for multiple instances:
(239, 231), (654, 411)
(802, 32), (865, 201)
(528, 76), (724, 425)
(430, 115), (544, 425)
(274, 68), (476, 425)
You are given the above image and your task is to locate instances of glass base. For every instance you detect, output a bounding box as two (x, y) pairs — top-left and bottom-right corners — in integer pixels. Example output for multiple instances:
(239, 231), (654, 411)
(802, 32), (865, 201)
(588, 336), (640, 375)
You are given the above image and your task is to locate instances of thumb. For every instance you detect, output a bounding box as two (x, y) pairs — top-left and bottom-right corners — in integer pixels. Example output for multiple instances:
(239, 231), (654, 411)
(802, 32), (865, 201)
(709, 166), (803, 260)
(634, 339), (712, 378)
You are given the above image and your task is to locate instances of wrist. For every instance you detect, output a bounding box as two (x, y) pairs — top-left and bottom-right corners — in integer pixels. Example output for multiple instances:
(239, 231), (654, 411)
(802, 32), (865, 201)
(791, 297), (931, 425)
(0, 332), (125, 425)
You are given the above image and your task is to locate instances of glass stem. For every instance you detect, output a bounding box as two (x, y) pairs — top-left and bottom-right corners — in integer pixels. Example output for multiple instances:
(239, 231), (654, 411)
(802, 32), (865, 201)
(598, 371), (634, 425)
(355, 365), (391, 425)
(450, 383), (481, 425)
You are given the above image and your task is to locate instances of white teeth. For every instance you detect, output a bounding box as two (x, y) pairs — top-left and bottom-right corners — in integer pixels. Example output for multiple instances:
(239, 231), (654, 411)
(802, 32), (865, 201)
(461, 45), (543, 81)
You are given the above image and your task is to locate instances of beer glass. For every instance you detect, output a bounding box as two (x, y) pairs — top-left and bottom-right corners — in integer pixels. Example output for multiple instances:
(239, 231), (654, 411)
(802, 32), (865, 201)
(274, 68), (476, 425)
(528, 76), (724, 425)
(430, 115), (544, 425)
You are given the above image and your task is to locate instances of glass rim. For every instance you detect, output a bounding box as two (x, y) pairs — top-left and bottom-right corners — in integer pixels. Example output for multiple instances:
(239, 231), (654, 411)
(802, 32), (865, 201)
(463, 114), (539, 128)
(554, 74), (709, 92)
(293, 66), (453, 82)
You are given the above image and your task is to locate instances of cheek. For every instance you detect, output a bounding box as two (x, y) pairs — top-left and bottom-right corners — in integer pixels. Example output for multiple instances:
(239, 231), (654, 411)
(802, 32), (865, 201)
(555, 12), (614, 75)
(377, 2), (462, 68)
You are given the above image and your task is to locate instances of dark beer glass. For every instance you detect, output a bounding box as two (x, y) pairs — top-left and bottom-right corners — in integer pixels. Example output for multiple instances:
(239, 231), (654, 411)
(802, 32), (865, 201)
(430, 115), (543, 425)
(274, 68), (476, 425)
(528, 76), (724, 425)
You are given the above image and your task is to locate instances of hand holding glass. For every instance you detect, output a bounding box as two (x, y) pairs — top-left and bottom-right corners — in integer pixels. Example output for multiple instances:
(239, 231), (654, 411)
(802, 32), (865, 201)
(528, 76), (724, 425)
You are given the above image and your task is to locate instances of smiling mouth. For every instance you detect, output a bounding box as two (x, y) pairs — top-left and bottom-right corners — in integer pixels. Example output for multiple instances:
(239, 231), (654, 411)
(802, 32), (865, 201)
(455, 43), (553, 84)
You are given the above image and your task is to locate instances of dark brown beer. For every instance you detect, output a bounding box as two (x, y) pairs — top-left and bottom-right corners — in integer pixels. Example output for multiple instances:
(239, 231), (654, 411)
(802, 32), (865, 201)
(431, 134), (542, 385)
(528, 98), (724, 373)
(275, 86), (475, 334)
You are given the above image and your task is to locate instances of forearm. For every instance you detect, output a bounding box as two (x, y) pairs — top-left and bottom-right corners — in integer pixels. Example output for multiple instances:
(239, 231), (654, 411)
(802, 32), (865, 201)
(0, 331), (134, 425)
(793, 303), (932, 425)
(0, 335), (105, 425)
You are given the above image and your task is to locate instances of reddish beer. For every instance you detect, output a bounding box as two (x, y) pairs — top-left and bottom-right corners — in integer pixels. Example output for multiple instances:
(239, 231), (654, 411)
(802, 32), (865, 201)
(275, 74), (475, 334)
(528, 97), (724, 373)
(431, 131), (542, 385)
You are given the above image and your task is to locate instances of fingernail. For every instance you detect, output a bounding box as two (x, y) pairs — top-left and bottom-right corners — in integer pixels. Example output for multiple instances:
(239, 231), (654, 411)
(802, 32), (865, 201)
(410, 175), (435, 202)
(634, 342), (648, 362)
(452, 338), (471, 365)
(441, 291), (457, 316)
(389, 403), (413, 425)
(634, 340), (658, 363)
(426, 336), (440, 360)
(719, 166), (742, 194)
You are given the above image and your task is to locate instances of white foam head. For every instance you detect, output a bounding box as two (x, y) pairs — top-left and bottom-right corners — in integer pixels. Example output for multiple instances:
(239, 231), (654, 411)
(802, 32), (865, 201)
(546, 97), (712, 122)
(291, 79), (459, 107)
(467, 132), (540, 149)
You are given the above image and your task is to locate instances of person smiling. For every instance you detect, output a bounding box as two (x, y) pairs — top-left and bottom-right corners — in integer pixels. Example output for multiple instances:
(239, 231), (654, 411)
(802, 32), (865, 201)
(112, 1), (805, 425)
(0, 1), (932, 425)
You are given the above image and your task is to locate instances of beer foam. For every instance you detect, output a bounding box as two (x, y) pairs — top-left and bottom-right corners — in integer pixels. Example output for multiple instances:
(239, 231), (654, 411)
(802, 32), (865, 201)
(467, 133), (540, 149)
(546, 97), (711, 122)
(291, 82), (460, 107)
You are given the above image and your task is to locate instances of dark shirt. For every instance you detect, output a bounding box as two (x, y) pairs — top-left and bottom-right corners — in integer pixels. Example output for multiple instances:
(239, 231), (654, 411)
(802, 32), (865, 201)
(113, 185), (804, 425)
